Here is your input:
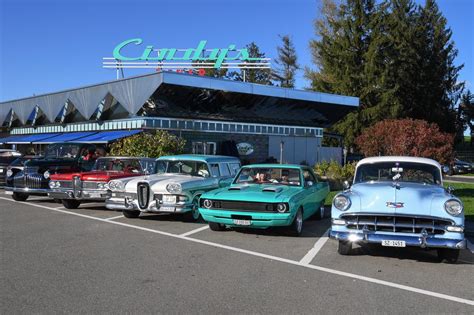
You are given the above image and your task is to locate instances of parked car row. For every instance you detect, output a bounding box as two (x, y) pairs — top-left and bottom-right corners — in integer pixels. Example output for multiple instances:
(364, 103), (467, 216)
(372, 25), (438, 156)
(1, 142), (467, 263)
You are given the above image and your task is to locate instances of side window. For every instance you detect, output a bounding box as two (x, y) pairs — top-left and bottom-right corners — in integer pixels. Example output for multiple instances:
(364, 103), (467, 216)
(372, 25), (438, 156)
(209, 163), (220, 177)
(303, 169), (317, 184)
(228, 162), (241, 175)
(219, 163), (231, 177)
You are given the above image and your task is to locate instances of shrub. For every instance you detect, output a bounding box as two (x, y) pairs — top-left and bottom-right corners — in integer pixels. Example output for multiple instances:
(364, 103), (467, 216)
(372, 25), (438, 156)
(314, 160), (356, 190)
(355, 119), (454, 164)
(109, 130), (186, 158)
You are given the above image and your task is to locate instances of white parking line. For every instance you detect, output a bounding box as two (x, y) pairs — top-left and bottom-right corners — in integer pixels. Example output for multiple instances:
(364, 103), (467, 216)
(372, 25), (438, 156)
(299, 228), (329, 265)
(105, 215), (124, 221)
(180, 225), (209, 237)
(2, 196), (473, 307)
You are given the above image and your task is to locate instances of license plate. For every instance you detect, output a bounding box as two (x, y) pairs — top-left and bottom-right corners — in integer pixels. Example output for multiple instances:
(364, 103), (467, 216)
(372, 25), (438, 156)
(5, 191), (13, 195)
(160, 206), (175, 212)
(381, 240), (406, 247)
(89, 193), (101, 198)
(163, 195), (176, 203)
(233, 219), (251, 226)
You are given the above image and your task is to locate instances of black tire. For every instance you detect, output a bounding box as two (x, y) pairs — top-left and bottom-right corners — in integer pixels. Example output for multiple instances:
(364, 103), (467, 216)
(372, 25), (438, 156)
(338, 240), (352, 255)
(209, 221), (225, 231)
(437, 248), (460, 263)
(62, 199), (81, 209)
(288, 208), (304, 236)
(183, 198), (201, 222)
(123, 209), (140, 218)
(12, 192), (28, 202)
(314, 204), (325, 220)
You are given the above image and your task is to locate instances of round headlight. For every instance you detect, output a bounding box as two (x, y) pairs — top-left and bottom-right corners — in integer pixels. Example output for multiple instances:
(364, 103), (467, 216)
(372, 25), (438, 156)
(48, 181), (55, 189)
(333, 194), (351, 211)
(444, 199), (463, 216)
(6, 169), (13, 178)
(97, 182), (105, 189)
(276, 203), (287, 213)
(203, 199), (212, 209)
(108, 180), (124, 191)
(166, 183), (182, 194)
(43, 170), (50, 179)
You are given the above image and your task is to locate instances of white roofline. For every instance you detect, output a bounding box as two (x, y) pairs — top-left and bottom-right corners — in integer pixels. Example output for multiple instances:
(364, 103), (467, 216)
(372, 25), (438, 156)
(356, 156), (442, 169)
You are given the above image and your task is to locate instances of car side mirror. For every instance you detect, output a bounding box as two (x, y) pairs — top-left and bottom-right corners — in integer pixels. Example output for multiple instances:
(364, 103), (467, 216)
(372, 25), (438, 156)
(343, 180), (351, 190)
(305, 181), (314, 187)
(447, 185), (454, 194)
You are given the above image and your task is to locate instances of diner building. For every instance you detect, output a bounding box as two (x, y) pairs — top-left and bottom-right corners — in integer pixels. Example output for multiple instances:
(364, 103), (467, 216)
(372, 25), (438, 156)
(0, 72), (358, 164)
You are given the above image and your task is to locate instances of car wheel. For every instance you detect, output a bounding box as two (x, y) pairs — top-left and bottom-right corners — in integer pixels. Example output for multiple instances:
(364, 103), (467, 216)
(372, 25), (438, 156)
(12, 192), (28, 201)
(338, 240), (352, 255)
(314, 204), (325, 220)
(123, 209), (140, 218)
(184, 198), (201, 222)
(209, 222), (226, 231)
(437, 248), (459, 263)
(289, 208), (304, 236)
(62, 199), (81, 209)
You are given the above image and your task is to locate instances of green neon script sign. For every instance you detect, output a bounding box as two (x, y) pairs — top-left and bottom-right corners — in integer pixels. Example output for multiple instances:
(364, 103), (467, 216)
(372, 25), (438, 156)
(112, 39), (267, 68)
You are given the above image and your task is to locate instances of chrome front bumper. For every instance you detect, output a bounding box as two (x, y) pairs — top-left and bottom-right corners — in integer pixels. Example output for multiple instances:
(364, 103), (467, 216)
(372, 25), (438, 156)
(106, 195), (192, 213)
(329, 230), (466, 249)
(4, 186), (50, 195)
(48, 189), (109, 201)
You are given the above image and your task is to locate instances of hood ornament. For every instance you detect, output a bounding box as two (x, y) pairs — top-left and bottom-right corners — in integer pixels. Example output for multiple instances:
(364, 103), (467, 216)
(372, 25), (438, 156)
(386, 201), (404, 208)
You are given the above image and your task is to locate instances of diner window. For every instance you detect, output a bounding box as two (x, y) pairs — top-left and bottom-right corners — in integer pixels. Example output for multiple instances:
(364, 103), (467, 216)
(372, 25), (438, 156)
(192, 141), (217, 155)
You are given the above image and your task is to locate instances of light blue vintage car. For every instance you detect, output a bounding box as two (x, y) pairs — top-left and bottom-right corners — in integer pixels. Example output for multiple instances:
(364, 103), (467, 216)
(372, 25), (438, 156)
(330, 156), (466, 263)
(199, 164), (330, 236)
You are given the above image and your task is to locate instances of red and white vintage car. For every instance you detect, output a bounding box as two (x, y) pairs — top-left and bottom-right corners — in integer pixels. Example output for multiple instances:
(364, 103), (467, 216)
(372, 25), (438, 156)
(48, 157), (156, 209)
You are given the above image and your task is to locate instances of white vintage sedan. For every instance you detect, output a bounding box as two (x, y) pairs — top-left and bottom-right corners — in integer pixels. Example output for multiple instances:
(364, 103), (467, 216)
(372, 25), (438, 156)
(106, 155), (241, 221)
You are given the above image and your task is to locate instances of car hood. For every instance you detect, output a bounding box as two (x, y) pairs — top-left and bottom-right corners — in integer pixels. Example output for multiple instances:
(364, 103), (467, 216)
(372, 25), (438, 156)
(349, 182), (452, 216)
(202, 184), (301, 203)
(123, 173), (211, 193)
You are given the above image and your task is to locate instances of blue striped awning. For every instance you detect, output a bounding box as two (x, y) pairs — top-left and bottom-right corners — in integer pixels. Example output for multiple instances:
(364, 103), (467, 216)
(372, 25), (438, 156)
(32, 132), (99, 144)
(74, 130), (142, 143)
(3, 133), (62, 144)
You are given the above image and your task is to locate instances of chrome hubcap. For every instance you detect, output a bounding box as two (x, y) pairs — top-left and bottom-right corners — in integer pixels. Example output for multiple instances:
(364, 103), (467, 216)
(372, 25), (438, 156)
(192, 201), (199, 219)
(320, 206), (325, 218)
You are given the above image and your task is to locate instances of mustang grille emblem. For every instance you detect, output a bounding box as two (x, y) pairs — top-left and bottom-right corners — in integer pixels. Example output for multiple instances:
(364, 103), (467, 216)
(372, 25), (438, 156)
(386, 201), (404, 208)
(137, 182), (150, 210)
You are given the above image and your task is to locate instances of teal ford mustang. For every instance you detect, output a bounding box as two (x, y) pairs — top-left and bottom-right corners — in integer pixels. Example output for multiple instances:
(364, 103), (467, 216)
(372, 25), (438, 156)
(199, 164), (330, 236)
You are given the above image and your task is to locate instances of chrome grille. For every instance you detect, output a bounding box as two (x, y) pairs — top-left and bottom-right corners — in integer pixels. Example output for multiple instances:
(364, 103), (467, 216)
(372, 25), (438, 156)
(137, 182), (150, 210)
(340, 213), (454, 235)
(57, 181), (73, 188)
(200, 199), (278, 212)
(82, 181), (100, 189)
(13, 172), (45, 189)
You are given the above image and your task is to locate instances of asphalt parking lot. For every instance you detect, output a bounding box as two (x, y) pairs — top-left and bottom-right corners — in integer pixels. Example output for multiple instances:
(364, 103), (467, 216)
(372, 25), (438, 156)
(1, 192), (473, 313)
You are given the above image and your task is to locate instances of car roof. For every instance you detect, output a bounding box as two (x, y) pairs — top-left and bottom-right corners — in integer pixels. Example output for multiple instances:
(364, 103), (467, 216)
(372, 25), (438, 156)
(357, 156), (441, 169)
(241, 164), (305, 169)
(157, 154), (240, 163)
(97, 156), (155, 161)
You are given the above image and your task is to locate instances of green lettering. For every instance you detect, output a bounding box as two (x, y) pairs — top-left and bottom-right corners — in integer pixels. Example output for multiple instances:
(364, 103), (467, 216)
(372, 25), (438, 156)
(113, 38), (142, 61)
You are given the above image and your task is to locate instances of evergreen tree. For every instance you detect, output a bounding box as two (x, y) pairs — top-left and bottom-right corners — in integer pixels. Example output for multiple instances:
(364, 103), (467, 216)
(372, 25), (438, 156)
(273, 35), (299, 88)
(228, 42), (273, 85)
(459, 90), (474, 145)
(307, 0), (464, 148)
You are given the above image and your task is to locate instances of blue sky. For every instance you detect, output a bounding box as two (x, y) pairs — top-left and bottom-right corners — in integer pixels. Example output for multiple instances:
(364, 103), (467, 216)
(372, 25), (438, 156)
(1, 0), (472, 104)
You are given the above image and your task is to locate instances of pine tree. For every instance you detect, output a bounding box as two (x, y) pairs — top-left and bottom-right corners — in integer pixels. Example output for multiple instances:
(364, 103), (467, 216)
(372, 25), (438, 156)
(227, 42), (273, 85)
(273, 35), (299, 88)
(306, 0), (464, 148)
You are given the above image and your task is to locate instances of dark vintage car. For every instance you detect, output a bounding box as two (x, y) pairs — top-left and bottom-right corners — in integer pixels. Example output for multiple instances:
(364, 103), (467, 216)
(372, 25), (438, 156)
(0, 149), (22, 187)
(5, 143), (102, 201)
(48, 157), (156, 209)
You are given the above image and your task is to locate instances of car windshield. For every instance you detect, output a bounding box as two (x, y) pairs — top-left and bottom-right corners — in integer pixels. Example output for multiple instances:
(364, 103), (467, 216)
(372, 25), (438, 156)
(94, 158), (142, 173)
(234, 167), (301, 186)
(354, 162), (442, 185)
(45, 144), (83, 159)
(158, 160), (211, 177)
